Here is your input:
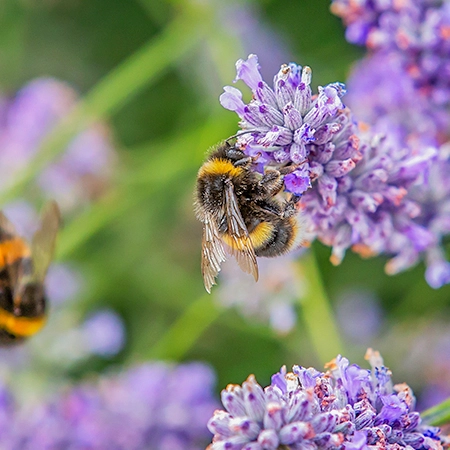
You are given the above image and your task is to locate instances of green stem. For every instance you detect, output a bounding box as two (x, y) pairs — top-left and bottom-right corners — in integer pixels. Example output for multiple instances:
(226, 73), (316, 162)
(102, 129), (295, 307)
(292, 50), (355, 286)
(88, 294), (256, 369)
(296, 249), (345, 363)
(0, 9), (208, 207)
(421, 397), (450, 427)
(147, 294), (222, 360)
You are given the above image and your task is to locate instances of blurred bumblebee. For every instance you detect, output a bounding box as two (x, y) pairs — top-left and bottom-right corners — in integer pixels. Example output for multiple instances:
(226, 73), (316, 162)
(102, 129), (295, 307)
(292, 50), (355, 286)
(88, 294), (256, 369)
(195, 141), (305, 293)
(0, 201), (60, 344)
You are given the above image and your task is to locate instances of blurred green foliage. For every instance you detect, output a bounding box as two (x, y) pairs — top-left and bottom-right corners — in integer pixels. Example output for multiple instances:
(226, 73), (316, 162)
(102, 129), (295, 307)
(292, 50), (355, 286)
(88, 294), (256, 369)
(0, 0), (448, 399)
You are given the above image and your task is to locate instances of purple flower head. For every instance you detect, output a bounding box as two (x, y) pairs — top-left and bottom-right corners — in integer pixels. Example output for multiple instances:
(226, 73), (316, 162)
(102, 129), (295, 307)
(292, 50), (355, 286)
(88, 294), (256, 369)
(208, 350), (445, 449)
(1, 362), (218, 449)
(331, 5), (450, 286)
(305, 128), (437, 268)
(81, 308), (125, 357)
(221, 55), (438, 274)
(331, 0), (450, 133)
(220, 54), (359, 197)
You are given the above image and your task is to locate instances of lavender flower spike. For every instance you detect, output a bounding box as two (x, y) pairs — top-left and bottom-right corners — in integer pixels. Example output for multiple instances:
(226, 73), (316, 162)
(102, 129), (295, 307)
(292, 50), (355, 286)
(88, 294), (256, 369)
(208, 350), (446, 450)
(0, 362), (218, 449)
(220, 54), (359, 197)
(221, 55), (438, 279)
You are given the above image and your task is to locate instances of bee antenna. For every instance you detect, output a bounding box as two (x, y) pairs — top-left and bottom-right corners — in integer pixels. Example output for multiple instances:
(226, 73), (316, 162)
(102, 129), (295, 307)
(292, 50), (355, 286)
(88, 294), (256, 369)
(226, 130), (261, 146)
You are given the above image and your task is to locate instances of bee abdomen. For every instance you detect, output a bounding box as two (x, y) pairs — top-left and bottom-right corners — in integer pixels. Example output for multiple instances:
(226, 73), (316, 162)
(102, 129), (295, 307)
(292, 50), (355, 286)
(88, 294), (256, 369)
(254, 217), (298, 257)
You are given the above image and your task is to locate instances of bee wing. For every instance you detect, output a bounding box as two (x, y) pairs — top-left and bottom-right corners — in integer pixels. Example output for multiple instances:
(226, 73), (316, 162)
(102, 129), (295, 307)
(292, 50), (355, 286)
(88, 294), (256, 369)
(201, 215), (227, 293)
(0, 212), (28, 300)
(0, 211), (18, 240)
(31, 201), (61, 283)
(223, 180), (259, 282)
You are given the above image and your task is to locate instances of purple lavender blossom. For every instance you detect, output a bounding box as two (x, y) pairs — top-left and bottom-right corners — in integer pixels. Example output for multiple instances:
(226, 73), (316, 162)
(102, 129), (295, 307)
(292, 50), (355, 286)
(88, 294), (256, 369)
(220, 54), (358, 197)
(221, 55), (437, 273)
(344, 51), (443, 141)
(81, 308), (125, 357)
(331, 0), (450, 130)
(335, 289), (384, 344)
(0, 362), (218, 449)
(0, 78), (116, 213)
(208, 350), (445, 449)
(342, 46), (450, 285)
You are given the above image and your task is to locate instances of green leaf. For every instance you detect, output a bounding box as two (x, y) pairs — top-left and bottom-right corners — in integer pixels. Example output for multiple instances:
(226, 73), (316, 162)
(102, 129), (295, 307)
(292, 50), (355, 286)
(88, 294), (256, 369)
(421, 396), (450, 427)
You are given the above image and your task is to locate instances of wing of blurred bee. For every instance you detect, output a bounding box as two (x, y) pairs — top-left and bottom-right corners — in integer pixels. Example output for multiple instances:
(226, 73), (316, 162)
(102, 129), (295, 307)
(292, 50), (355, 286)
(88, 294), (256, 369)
(223, 179), (259, 282)
(0, 211), (19, 240)
(201, 215), (227, 293)
(0, 211), (24, 300)
(31, 201), (61, 283)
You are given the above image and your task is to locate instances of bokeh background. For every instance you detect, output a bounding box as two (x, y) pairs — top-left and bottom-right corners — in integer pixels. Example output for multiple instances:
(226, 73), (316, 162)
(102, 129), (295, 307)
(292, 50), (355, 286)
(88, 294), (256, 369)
(0, 0), (449, 447)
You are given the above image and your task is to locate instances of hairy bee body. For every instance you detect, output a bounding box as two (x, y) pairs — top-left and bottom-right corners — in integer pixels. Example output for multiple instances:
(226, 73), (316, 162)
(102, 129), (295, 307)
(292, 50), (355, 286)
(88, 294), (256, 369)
(195, 142), (304, 292)
(0, 202), (60, 344)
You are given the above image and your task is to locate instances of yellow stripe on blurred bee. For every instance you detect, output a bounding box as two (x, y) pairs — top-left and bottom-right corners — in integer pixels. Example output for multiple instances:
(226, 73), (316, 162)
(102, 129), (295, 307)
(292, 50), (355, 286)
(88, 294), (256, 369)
(0, 307), (46, 337)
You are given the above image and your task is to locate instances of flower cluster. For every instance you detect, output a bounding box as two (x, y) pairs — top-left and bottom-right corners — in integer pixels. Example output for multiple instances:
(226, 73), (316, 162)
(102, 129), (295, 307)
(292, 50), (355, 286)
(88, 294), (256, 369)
(208, 350), (445, 449)
(221, 54), (438, 275)
(329, 1), (450, 286)
(0, 362), (218, 449)
(220, 54), (358, 197)
(0, 77), (116, 213)
(331, 0), (450, 133)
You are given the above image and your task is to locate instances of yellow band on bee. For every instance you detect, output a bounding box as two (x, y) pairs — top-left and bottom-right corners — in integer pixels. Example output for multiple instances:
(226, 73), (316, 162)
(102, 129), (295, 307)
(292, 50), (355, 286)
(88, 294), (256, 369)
(0, 307), (46, 337)
(249, 222), (275, 249)
(222, 222), (274, 251)
(198, 159), (244, 179)
(0, 238), (31, 267)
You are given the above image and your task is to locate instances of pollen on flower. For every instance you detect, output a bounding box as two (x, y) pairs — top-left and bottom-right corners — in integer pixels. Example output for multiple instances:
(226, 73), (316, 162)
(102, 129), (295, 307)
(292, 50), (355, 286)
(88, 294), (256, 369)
(352, 243), (378, 259)
(207, 352), (446, 449)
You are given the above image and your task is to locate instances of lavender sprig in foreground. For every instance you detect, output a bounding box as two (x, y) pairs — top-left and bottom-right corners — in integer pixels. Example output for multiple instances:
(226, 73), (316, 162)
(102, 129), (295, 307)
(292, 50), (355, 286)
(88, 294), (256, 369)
(221, 55), (437, 277)
(0, 362), (217, 449)
(208, 350), (446, 449)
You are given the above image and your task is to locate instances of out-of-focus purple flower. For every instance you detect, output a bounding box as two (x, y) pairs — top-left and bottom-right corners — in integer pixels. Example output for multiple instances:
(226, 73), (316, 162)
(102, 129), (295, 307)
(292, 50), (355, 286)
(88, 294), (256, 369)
(331, 0), (450, 133)
(45, 263), (84, 306)
(217, 252), (305, 334)
(338, 28), (450, 286)
(0, 362), (218, 449)
(345, 51), (444, 141)
(81, 309), (125, 357)
(0, 78), (116, 213)
(335, 289), (384, 344)
(208, 350), (445, 449)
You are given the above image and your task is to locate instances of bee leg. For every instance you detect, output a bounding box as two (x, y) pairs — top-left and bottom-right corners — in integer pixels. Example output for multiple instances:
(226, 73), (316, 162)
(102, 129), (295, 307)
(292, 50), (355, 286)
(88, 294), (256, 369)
(232, 152), (261, 168)
(281, 194), (302, 218)
(257, 170), (285, 198)
(277, 160), (309, 175)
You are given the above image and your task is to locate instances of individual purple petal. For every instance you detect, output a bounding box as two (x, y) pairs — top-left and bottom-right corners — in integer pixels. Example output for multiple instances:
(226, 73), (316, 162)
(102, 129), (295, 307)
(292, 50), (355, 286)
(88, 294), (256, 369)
(220, 86), (246, 117)
(235, 54), (263, 90)
(284, 168), (311, 195)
